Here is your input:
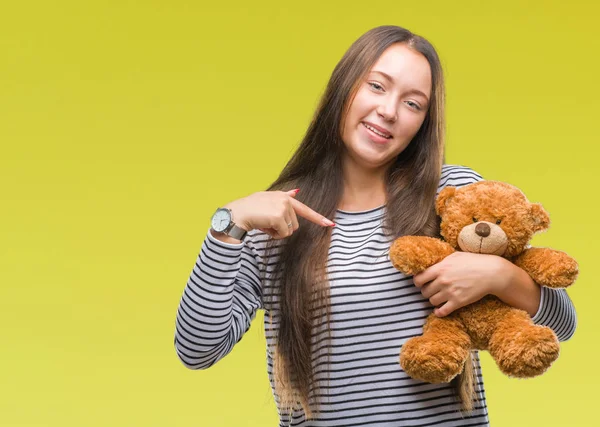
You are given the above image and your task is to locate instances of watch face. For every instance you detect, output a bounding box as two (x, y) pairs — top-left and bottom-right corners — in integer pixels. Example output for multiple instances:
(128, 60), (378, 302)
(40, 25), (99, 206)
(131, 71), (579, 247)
(211, 208), (232, 232)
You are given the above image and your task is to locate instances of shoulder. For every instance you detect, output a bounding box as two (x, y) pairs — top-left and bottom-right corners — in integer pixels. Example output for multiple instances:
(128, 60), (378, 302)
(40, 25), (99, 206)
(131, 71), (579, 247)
(439, 164), (484, 191)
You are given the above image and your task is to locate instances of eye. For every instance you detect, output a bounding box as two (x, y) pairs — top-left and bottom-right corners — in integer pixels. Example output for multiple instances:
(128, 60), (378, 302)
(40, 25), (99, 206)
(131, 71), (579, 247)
(472, 217), (478, 223)
(367, 82), (384, 91)
(496, 219), (502, 225)
(406, 100), (422, 111)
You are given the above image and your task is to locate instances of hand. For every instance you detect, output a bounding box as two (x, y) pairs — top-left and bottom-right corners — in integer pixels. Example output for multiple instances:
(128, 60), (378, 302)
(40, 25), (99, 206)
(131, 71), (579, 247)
(412, 252), (510, 317)
(224, 189), (335, 240)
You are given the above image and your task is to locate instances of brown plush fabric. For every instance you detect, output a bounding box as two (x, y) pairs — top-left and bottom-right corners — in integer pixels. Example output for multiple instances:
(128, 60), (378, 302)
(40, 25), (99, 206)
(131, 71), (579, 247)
(389, 181), (578, 383)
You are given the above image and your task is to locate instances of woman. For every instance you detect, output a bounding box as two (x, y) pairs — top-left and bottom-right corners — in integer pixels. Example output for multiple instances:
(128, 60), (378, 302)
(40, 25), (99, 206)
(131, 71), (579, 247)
(174, 25), (576, 426)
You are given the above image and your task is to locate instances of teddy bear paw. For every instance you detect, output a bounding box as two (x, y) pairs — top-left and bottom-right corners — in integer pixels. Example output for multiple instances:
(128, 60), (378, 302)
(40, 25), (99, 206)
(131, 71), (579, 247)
(492, 326), (560, 378)
(400, 336), (468, 383)
(390, 236), (454, 276)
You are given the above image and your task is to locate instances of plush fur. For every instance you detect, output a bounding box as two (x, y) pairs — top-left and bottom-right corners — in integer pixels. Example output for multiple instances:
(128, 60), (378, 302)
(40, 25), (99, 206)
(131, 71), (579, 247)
(389, 181), (578, 383)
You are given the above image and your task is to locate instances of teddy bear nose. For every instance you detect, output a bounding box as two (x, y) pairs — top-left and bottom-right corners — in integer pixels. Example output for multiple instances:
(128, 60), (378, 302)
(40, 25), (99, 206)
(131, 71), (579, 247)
(475, 222), (491, 237)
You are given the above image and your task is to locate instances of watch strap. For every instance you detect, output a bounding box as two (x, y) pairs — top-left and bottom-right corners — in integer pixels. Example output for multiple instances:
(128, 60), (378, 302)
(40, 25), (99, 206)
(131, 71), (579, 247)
(226, 223), (248, 241)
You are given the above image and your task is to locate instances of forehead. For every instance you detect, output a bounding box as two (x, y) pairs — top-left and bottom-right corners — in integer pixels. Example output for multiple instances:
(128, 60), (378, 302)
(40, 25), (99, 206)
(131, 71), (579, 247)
(369, 43), (432, 96)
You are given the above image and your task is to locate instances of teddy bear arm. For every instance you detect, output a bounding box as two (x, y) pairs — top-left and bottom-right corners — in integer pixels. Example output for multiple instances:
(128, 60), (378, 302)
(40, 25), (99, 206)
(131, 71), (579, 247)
(513, 247), (579, 288)
(390, 236), (455, 275)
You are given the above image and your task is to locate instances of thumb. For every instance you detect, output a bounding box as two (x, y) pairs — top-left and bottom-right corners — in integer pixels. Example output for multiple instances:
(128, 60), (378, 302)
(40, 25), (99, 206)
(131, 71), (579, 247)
(287, 188), (300, 197)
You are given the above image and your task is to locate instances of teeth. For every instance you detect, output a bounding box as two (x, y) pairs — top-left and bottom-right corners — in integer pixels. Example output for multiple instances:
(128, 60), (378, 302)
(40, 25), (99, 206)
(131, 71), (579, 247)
(363, 123), (391, 139)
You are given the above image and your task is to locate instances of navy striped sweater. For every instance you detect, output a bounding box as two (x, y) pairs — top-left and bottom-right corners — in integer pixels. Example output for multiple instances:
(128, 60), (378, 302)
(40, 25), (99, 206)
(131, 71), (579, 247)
(175, 165), (577, 426)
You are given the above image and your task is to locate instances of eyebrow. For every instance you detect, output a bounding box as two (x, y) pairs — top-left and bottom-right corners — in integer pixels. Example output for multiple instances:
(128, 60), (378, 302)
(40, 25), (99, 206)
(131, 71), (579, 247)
(370, 70), (430, 102)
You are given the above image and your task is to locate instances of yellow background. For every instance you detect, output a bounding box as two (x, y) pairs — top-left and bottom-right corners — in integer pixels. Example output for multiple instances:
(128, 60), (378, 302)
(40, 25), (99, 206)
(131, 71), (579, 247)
(1, 1), (598, 426)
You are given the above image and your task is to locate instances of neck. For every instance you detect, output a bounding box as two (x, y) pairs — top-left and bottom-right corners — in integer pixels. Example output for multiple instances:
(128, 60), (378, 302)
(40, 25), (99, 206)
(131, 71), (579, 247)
(338, 154), (390, 211)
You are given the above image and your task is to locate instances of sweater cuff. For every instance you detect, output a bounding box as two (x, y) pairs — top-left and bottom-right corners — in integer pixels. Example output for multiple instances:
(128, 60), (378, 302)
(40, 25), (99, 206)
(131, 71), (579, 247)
(531, 285), (546, 324)
(205, 226), (246, 250)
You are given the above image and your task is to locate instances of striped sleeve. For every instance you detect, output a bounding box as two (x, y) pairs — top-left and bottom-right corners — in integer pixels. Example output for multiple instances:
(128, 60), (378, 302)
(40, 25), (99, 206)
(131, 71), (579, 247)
(174, 228), (263, 369)
(531, 286), (577, 341)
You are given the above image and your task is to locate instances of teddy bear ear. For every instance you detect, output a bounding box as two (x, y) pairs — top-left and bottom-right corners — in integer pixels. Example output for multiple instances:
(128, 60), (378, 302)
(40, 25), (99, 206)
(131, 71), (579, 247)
(436, 186), (456, 216)
(530, 203), (550, 232)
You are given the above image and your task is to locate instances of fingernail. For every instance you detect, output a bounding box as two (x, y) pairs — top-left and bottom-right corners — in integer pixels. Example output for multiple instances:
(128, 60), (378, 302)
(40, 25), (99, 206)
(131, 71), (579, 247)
(322, 218), (335, 227)
(293, 188), (300, 194)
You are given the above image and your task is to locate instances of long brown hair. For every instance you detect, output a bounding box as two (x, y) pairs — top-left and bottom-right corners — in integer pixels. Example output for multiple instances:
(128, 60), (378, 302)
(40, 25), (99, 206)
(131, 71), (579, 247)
(261, 25), (474, 418)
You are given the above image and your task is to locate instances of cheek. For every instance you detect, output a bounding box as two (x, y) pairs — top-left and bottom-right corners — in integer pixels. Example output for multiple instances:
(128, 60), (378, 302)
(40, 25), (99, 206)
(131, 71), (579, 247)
(342, 100), (368, 139)
(441, 213), (470, 241)
(398, 114), (426, 138)
(347, 89), (372, 119)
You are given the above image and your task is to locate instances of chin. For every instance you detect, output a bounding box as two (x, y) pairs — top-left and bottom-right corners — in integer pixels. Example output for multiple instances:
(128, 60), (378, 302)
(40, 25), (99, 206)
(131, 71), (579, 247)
(351, 146), (392, 168)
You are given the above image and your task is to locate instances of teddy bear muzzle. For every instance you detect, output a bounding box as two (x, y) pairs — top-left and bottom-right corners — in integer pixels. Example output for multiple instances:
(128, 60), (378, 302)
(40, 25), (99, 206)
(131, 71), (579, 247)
(457, 221), (509, 256)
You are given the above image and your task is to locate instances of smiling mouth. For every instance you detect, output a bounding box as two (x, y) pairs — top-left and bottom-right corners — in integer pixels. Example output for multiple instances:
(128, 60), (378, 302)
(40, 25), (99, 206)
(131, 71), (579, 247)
(361, 122), (392, 139)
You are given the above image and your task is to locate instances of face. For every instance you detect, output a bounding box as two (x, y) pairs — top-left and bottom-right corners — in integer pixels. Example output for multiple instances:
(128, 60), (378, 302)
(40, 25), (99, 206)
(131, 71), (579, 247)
(340, 43), (432, 170)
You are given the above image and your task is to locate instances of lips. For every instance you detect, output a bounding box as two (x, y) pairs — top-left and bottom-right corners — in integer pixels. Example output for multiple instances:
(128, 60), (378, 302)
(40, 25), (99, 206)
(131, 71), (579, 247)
(362, 121), (393, 138)
(361, 123), (391, 144)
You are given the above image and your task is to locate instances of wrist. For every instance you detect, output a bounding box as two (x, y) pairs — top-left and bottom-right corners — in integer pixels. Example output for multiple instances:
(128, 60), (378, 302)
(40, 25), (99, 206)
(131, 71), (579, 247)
(223, 201), (251, 232)
(209, 228), (244, 245)
(489, 256), (513, 298)
(492, 258), (541, 317)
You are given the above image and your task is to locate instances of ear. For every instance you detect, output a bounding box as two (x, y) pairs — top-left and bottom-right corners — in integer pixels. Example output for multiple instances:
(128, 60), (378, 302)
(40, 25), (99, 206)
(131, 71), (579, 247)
(530, 203), (550, 232)
(436, 186), (456, 216)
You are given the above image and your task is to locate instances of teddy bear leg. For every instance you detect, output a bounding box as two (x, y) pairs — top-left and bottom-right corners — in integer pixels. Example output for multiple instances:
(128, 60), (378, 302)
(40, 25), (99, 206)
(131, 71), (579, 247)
(400, 313), (471, 383)
(488, 310), (560, 378)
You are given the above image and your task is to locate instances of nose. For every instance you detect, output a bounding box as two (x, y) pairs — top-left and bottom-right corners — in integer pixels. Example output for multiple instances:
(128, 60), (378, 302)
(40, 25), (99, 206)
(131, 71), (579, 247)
(376, 96), (398, 123)
(475, 222), (491, 237)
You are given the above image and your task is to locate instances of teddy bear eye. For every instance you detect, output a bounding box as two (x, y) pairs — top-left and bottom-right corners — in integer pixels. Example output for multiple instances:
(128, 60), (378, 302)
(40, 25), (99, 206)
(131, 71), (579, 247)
(496, 219), (502, 225)
(472, 217), (478, 223)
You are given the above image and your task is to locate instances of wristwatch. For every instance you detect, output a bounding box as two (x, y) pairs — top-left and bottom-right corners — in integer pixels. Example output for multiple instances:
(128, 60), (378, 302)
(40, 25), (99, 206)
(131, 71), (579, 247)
(210, 207), (248, 241)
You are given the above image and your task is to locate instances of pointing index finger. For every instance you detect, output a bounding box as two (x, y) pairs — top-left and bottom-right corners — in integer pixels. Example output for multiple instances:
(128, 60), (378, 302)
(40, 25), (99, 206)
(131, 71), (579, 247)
(290, 198), (335, 227)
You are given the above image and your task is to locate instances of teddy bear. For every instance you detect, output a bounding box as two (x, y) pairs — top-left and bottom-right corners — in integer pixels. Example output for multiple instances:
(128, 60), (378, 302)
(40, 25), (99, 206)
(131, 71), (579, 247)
(389, 180), (578, 384)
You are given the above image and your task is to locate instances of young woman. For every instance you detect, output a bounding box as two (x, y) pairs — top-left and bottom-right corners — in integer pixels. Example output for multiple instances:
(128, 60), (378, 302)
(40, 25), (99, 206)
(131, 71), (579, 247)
(174, 25), (576, 426)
